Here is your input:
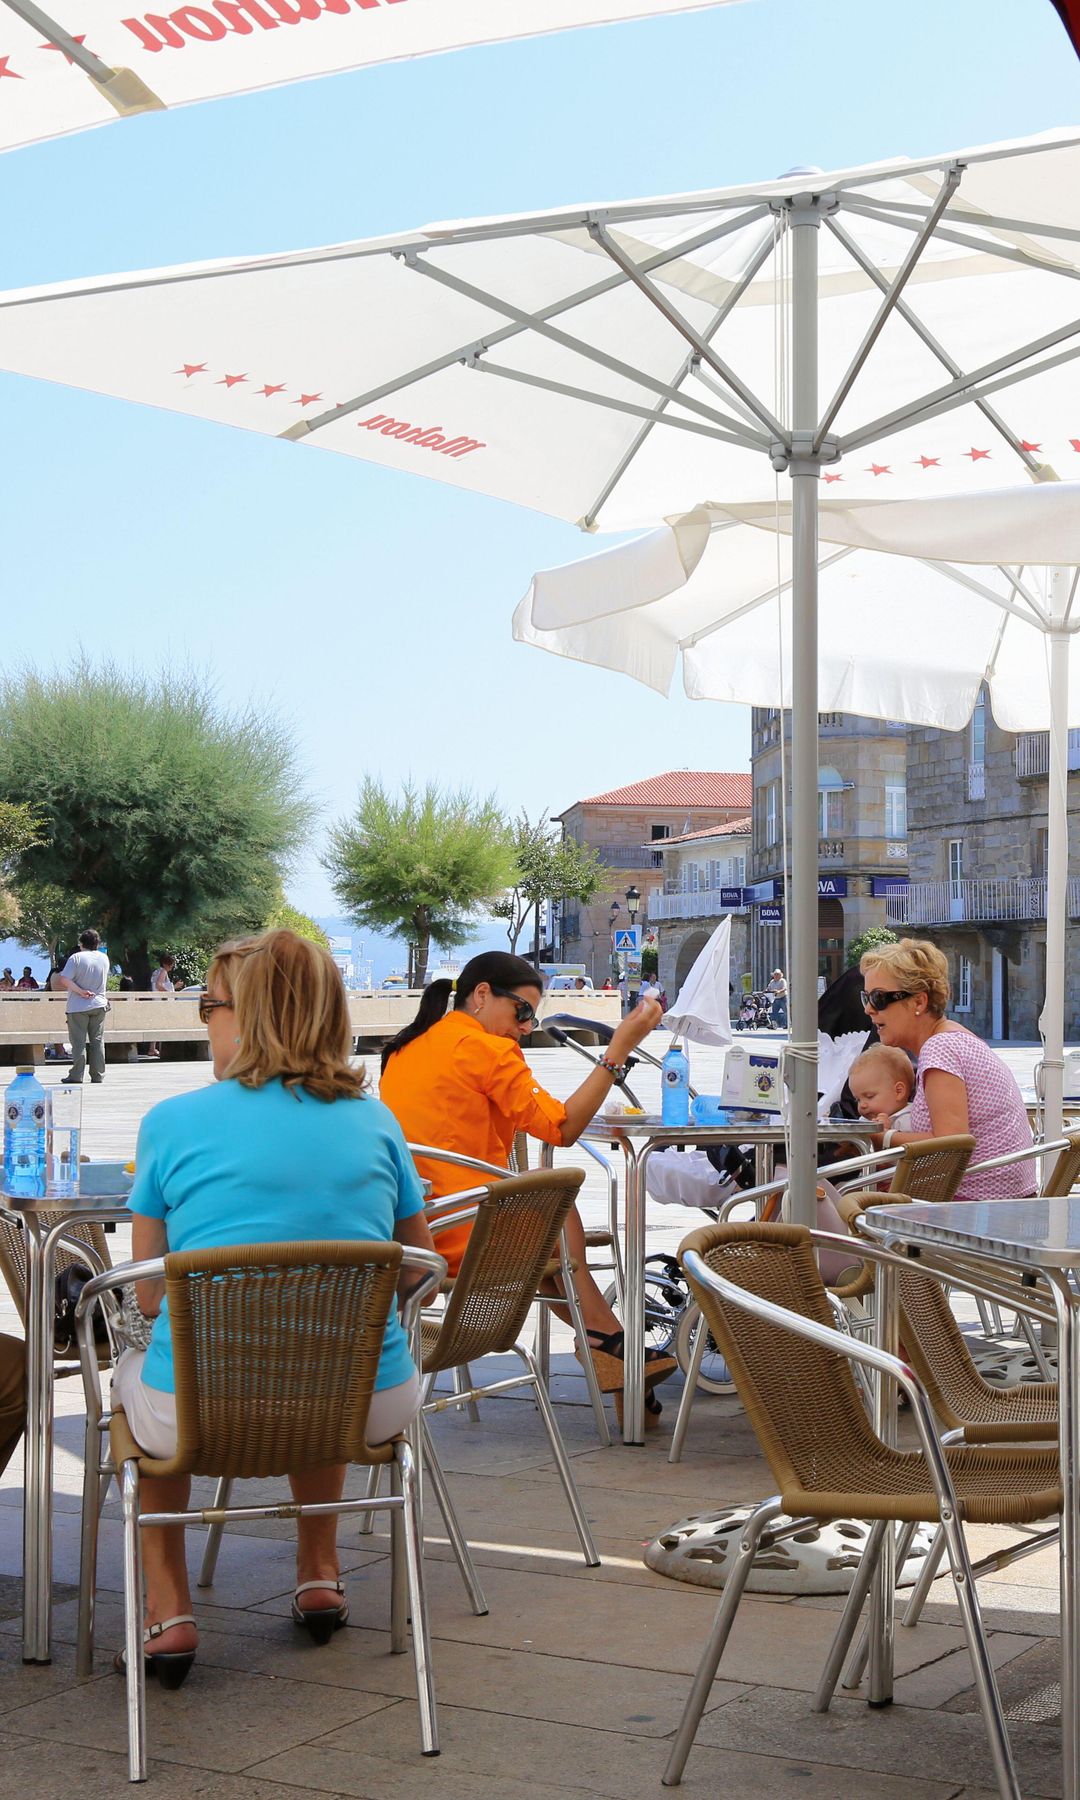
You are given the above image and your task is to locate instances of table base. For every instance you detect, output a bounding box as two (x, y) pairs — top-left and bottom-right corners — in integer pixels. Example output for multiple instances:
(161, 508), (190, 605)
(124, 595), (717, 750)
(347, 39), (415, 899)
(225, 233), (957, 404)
(645, 1505), (935, 1595)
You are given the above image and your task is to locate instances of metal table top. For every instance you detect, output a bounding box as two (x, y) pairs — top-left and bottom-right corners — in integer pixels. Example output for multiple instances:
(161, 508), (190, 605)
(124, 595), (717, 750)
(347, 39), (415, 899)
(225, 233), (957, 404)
(869, 1196), (1080, 1269)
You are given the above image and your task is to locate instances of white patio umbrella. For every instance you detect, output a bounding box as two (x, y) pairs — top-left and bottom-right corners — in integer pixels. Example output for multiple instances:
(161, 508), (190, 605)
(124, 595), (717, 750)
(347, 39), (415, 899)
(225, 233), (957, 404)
(662, 914), (732, 1048)
(0, 129), (1078, 1232)
(0, 0), (737, 153)
(514, 482), (1080, 1138)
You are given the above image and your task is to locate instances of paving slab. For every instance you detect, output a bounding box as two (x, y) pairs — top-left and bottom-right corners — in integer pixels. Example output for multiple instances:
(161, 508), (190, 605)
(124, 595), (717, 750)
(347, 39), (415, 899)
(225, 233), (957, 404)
(0, 1726), (361, 1800)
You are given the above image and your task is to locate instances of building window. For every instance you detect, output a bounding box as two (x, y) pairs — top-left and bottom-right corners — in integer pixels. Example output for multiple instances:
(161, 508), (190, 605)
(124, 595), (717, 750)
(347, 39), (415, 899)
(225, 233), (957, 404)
(818, 785), (843, 835)
(956, 955), (973, 1014)
(766, 782), (778, 846)
(968, 691), (986, 798)
(948, 838), (964, 898)
(884, 784), (907, 839)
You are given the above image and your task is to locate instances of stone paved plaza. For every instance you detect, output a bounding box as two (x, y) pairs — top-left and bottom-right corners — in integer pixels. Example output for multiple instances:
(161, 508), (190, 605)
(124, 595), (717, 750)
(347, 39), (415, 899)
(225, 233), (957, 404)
(0, 1047), (1064, 1798)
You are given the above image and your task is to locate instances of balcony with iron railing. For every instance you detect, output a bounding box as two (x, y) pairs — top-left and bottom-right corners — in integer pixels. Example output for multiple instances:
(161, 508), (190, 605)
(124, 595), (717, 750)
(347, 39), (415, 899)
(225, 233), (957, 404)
(1015, 729), (1080, 779)
(886, 876), (1080, 927)
(649, 889), (749, 921)
(590, 843), (666, 870)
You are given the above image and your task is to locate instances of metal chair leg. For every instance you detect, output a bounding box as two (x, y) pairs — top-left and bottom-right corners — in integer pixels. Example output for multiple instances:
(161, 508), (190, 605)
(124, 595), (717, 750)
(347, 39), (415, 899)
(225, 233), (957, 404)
(452, 1364), (481, 1424)
(419, 1415), (488, 1616)
(389, 1457), (407, 1654)
(841, 1521), (917, 1691)
(556, 1231), (611, 1448)
(1019, 1312), (1054, 1382)
(535, 1299), (551, 1391)
(814, 1519), (891, 1711)
(357, 1462), (382, 1536)
(119, 1460), (147, 1783)
(938, 1502), (1021, 1799)
(396, 1439), (440, 1757)
(663, 1497), (784, 1787)
(668, 1309), (707, 1465)
(902, 1522), (946, 1626)
(196, 1477), (232, 1587)
(515, 1344), (599, 1566)
(76, 1414), (108, 1677)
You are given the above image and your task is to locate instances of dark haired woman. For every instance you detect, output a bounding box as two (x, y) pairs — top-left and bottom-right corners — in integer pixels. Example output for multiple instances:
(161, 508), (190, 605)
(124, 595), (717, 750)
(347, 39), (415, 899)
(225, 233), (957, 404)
(380, 951), (675, 1419)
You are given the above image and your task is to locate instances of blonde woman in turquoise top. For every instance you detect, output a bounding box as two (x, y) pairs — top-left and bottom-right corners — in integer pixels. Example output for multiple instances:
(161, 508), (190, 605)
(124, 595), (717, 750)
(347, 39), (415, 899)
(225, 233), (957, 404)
(114, 928), (437, 1686)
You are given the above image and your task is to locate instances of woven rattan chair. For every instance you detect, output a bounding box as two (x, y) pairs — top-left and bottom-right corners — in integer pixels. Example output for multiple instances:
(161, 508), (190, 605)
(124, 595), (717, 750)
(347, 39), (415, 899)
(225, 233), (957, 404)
(416, 1168), (600, 1612)
(0, 1206), (111, 1366)
(662, 1222), (1060, 1799)
(667, 1135), (977, 1465)
(74, 1240), (445, 1783)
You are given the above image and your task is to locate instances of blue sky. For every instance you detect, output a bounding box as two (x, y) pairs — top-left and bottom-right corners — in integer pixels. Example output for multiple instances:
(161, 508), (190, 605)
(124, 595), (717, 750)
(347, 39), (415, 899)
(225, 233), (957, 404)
(2, 0), (1078, 916)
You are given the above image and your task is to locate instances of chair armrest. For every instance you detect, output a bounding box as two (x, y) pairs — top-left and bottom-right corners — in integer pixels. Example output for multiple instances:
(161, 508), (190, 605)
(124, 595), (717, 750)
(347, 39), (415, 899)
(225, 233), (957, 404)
(74, 1258), (166, 1427)
(399, 1247), (448, 1335)
(428, 1205), (481, 1236)
(407, 1143), (508, 1182)
(425, 1187), (489, 1222)
(966, 1138), (1066, 1177)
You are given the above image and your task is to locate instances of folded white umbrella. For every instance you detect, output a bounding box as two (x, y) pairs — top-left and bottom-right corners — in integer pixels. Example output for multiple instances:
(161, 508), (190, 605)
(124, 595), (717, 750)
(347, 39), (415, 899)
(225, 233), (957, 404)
(0, 0), (736, 153)
(0, 128), (1077, 1228)
(662, 914), (732, 1047)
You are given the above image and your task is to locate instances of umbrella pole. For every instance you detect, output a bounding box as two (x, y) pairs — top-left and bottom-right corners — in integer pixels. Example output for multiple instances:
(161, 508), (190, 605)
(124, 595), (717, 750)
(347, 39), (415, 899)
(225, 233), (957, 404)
(1040, 571), (1070, 1145)
(783, 194), (824, 1231)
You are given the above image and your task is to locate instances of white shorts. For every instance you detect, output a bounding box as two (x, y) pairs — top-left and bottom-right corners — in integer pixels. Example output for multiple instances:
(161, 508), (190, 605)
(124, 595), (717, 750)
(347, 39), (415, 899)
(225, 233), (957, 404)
(111, 1348), (422, 1461)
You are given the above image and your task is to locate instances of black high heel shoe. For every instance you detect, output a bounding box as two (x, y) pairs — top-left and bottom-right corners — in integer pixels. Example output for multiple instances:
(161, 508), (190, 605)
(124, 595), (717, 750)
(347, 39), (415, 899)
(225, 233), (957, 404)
(114, 1614), (197, 1690)
(291, 1580), (349, 1645)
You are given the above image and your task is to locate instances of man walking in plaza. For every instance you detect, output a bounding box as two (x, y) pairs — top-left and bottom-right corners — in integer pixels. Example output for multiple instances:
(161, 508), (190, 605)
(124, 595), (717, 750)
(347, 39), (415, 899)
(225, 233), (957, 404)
(58, 928), (110, 1085)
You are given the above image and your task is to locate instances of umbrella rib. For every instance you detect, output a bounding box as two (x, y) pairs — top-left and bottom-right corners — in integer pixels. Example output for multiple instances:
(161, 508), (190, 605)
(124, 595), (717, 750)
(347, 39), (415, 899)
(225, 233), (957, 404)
(1, 0), (112, 79)
(283, 206), (772, 444)
(813, 166), (963, 452)
(580, 223), (780, 528)
(839, 193), (1080, 247)
(837, 324), (1080, 455)
(824, 214), (1041, 474)
(466, 357), (760, 451)
(588, 221), (789, 447)
(915, 558), (1052, 628)
(840, 199), (1080, 285)
(400, 250), (769, 442)
(679, 545), (857, 648)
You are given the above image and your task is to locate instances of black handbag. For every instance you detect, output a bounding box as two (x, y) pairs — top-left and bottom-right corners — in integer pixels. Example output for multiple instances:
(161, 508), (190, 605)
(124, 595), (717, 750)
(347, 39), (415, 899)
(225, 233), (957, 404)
(53, 1262), (112, 1355)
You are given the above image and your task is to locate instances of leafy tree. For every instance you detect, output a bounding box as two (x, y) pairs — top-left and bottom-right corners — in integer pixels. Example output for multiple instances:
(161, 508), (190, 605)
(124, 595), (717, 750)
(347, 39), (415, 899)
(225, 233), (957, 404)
(845, 925), (899, 969)
(13, 879), (94, 969)
(0, 661), (312, 987)
(0, 802), (42, 938)
(490, 814), (606, 965)
(264, 898), (330, 949)
(640, 947), (659, 979)
(324, 780), (514, 987)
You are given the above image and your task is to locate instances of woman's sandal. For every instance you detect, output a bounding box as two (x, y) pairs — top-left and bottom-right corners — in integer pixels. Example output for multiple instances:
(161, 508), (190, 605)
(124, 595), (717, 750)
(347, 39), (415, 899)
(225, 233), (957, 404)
(614, 1388), (664, 1431)
(114, 1615), (197, 1690)
(578, 1327), (678, 1395)
(291, 1580), (349, 1646)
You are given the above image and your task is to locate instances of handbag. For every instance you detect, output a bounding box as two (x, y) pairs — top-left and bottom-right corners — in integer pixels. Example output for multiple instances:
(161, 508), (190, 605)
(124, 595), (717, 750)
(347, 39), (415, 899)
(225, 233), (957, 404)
(53, 1261), (113, 1355)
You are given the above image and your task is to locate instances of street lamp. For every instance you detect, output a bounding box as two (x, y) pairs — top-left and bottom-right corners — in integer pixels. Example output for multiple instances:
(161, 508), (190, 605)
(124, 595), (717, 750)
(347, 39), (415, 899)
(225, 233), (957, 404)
(608, 899), (621, 984)
(624, 885), (641, 921)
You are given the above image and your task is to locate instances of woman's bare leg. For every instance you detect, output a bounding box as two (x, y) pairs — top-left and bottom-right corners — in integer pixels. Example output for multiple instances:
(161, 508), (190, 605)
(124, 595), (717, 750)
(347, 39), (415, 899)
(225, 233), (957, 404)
(138, 1474), (197, 1653)
(290, 1464), (347, 1610)
(542, 1204), (621, 1335)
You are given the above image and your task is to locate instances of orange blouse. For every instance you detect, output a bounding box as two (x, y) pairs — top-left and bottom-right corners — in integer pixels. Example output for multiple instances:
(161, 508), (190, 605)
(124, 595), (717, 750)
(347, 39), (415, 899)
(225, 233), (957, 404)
(379, 1011), (568, 1273)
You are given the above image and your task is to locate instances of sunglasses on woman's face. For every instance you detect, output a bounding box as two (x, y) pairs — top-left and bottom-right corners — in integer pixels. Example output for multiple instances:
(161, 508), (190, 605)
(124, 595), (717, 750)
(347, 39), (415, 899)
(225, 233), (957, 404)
(859, 988), (914, 1014)
(489, 984), (537, 1025)
(197, 996), (233, 1025)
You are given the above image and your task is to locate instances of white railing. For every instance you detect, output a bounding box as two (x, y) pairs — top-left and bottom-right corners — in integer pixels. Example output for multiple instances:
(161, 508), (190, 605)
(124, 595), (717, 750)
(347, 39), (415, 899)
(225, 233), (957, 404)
(649, 889), (748, 921)
(886, 876), (1080, 927)
(1015, 729), (1080, 778)
(967, 761), (985, 799)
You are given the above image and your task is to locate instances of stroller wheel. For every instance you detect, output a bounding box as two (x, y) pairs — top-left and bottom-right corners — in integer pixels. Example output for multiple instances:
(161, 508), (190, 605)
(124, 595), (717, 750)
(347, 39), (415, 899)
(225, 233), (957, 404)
(674, 1303), (737, 1396)
(602, 1271), (681, 1359)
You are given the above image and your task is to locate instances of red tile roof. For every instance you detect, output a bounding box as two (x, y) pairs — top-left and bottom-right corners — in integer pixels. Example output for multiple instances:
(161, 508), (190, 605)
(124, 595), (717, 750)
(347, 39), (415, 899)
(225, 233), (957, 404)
(658, 817), (752, 846)
(572, 771), (752, 809)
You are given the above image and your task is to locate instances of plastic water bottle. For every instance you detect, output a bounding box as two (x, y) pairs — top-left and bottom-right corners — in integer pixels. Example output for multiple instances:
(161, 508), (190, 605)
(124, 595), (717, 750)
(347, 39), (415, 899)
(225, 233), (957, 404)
(661, 1040), (691, 1127)
(3, 1068), (47, 1199)
(47, 1083), (82, 1198)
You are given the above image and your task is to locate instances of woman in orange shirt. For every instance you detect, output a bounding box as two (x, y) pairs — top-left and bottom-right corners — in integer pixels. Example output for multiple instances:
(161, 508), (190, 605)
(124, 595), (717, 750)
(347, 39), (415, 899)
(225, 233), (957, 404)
(380, 952), (675, 1419)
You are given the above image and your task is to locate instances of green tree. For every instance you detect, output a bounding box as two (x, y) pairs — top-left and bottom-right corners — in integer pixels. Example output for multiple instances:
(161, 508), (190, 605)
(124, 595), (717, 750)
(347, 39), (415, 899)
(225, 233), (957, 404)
(264, 898), (330, 949)
(0, 802), (43, 937)
(845, 924), (899, 969)
(13, 879), (94, 968)
(490, 813), (605, 965)
(324, 779), (514, 987)
(0, 661), (312, 987)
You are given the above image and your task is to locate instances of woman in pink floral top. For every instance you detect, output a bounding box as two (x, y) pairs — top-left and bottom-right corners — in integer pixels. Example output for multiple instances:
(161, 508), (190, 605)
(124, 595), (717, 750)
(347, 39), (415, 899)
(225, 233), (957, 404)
(859, 938), (1036, 1202)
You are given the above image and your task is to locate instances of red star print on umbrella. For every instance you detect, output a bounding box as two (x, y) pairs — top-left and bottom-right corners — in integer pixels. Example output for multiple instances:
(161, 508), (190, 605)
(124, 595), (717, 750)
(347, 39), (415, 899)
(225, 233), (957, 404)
(217, 373), (247, 388)
(867, 463), (890, 476)
(259, 383), (286, 397)
(0, 56), (22, 78)
(964, 447), (991, 460)
(175, 362), (207, 379)
(916, 455), (939, 468)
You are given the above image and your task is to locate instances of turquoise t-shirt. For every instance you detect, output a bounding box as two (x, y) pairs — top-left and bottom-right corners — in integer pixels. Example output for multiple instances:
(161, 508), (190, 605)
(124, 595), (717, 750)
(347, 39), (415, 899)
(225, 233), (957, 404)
(127, 1077), (425, 1395)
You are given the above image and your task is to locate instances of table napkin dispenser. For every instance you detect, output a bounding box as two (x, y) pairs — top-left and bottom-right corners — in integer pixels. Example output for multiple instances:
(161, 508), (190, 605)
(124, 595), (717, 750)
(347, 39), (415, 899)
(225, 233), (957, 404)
(721, 1045), (784, 1114)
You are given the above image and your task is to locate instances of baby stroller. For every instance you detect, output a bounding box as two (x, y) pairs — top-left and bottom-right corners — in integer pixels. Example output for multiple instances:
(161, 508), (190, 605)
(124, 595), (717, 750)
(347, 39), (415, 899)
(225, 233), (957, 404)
(543, 1013), (757, 1394)
(735, 990), (774, 1031)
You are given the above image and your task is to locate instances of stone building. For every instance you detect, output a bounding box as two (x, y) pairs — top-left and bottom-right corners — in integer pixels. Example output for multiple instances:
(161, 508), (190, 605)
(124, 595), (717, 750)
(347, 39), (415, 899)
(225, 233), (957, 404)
(749, 708), (909, 989)
(647, 818), (752, 997)
(899, 693), (1080, 1041)
(554, 771), (752, 986)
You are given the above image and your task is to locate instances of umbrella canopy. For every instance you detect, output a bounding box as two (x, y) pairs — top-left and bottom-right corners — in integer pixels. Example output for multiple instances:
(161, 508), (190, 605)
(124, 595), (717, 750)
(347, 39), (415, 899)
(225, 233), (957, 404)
(0, 0), (735, 153)
(662, 915), (732, 1048)
(0, 127), (1077, 1228)
(514, 485), (1080, 725)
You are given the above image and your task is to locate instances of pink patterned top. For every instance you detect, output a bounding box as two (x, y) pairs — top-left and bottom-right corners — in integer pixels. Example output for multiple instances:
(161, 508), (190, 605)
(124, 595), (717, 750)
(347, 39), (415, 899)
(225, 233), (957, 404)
(909, 1026), (1036, 1201)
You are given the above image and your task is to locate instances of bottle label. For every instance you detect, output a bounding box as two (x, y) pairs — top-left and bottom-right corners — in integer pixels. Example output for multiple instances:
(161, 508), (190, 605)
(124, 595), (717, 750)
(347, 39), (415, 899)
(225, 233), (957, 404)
(663, 1068), (682, 1086)
(5, 1103), (19, 1125)
(31, 1102), (45, 1125)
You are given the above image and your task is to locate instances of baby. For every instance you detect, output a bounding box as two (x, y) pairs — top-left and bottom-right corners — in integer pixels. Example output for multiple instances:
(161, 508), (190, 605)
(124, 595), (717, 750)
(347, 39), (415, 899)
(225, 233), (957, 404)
(848, 1043), (915, 1130)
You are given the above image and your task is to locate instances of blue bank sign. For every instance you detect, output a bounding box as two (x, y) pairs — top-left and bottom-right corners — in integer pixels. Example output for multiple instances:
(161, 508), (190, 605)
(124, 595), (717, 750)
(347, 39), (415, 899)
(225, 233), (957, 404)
(817, 876), (847, 898)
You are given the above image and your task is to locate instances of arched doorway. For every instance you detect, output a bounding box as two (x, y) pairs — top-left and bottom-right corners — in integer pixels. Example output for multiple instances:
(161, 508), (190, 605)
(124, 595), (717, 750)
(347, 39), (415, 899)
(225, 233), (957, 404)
(674, 930), (712, 992)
